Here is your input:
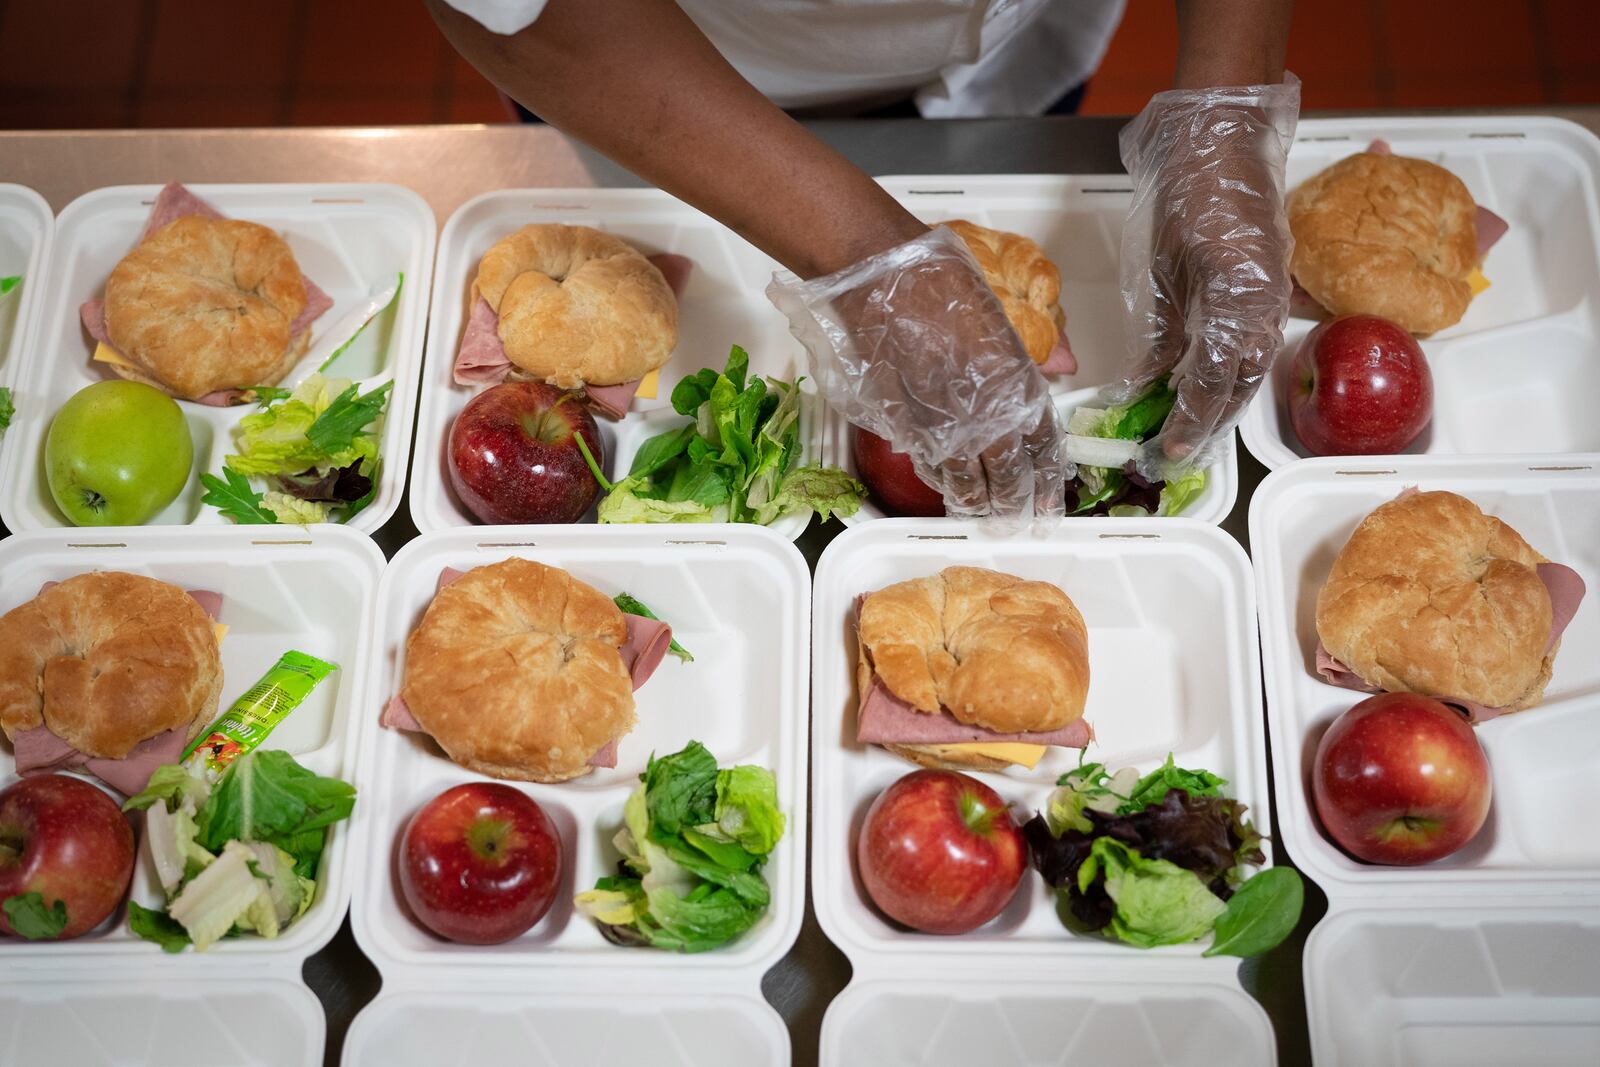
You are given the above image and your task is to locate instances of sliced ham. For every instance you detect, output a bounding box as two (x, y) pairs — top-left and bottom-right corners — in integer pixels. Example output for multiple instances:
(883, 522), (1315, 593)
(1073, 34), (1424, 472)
(587, 738), (619, 769)
(1537, 563), (1586, 653)
(585, 380), (643, 421)
(196, 389), (251, 407)
(289, 277), (335, 340)
(9, 585), (223, 792)
(621, 615), (671, 690)
(142, 181), (223, 239)
(1289, 281), (1329, 320)
(1038, 329), (1077, 376)
(15, 715), (193, 795)
(1366, 138), (1393, 156)
(1475, 207), (1510, 260)
(380, 694), (423, 731)
(81, 298), (111, 344)
(856, 676), (1094, 748)
(647, 253), (693, 299)
(1314, 562), (1586, 723)
(82, 727), (192, 796)
(10, 726), (82, 775)
(452, 297), (513, 386)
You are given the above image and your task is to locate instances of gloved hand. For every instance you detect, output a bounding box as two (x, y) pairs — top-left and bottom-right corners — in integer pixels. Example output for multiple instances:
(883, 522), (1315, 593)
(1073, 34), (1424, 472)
(1109, 76), (1301, 476)
(767, 227), (1064, 524)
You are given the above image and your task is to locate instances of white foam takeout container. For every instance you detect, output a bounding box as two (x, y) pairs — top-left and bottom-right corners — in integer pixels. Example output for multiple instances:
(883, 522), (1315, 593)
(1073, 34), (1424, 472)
(0, 525), (384, 1067)
(343, 524), (810, 1066)
(1250, 456), (1600, 1066)
(411, 189), (821, 541)
(820, 175), (1238, 527)
(1240, 116), (1600, 468)
(0, 184), (53, 457)
(810, 518), (1278, 1065)
(0, 182), (436, 533)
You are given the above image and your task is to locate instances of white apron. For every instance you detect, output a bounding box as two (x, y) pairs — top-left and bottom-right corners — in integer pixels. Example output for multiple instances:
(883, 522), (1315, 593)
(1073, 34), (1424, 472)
(443, 0), (1126, 117)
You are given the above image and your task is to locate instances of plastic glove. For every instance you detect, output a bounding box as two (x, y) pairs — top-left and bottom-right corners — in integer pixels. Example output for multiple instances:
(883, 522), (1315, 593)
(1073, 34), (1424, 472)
(1109, 76), (1300, 476)
(767, 227), (1064, 525)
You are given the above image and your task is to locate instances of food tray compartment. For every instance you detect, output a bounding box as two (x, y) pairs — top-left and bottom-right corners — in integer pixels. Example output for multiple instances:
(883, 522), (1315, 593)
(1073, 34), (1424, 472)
(821, 976), (1274, 1067)
(0, 527), (382, 1064)
(409, 188), (820, 540)
(1240, 116), (1600, 467)
(809, 518), (1276, 1064)
(344, 525), (808, 1066)
(0, 184), (52, 395)
(1250, 455), (1600, 897)
(0, 525), (383, 966)
(1304, 906), (1600, 1067)
(343, 989), (786, 1067)
(0, 183), (436, 532)
(822, 176), (1237, 526)
(0, 977), (323, 1067)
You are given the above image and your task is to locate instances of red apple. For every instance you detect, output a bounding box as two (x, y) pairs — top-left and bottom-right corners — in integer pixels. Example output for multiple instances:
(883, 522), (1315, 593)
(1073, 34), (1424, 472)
(851, 427), (945, 518)
(1289, 314), (1433, 456)
(857, 769), (1026, 934)
(448, 381), (604, 525)
(399, 782), (563, 944)
(0, 775), (135, 940)
(1313, 693), (1492, 865)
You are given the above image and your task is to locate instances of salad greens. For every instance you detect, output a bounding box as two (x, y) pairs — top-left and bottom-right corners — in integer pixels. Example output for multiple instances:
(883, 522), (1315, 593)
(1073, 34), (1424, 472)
(0, 386), (13, 436)
(581, 346), (864, 526)
(201, 374), (390, 525)
(613, 592), (693, 663)
(1063, 377), (1207, 517)
(0, 275), (18, 298)
(2, 892), (68, 940)
(574, 740), (785, 952)
(1025, 754), (1299, 956)
(121, 750), (356, 952)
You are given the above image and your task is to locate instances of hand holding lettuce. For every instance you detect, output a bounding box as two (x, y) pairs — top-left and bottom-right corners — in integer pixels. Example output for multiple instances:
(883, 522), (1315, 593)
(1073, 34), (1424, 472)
(122, 749), (356, 952)
(574, 741), (785, 952)
(1025, 755), (1301, 956)
(1063, 378), (1208, 516)
(580, 346), (864, 526)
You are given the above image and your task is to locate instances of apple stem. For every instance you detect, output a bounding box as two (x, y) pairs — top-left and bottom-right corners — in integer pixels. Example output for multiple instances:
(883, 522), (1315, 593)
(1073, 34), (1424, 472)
(465, 818), (515, 864)
(957, 791), (999, 836)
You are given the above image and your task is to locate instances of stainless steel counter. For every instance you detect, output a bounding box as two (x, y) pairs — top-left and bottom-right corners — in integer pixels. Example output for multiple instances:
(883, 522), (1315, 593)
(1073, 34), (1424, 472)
(5, 109), (1595, 1067)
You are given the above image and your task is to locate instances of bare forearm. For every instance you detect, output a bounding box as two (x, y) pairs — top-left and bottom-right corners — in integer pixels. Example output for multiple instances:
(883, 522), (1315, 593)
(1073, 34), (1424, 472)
(1172, 0), (1293, 88)
(425, 0), (925, 277)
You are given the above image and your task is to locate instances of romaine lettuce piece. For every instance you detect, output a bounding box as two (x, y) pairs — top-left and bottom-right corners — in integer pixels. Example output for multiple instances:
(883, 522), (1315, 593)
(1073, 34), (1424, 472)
(263, 492), (331, 525)
(714, 765), (786, 856)
(167, 841), (264, 951)
(1078, 837), (1226, 949)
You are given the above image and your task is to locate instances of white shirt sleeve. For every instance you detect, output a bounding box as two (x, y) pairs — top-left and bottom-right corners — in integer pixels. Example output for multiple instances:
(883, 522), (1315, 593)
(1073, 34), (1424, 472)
(439, 0), (548, 36)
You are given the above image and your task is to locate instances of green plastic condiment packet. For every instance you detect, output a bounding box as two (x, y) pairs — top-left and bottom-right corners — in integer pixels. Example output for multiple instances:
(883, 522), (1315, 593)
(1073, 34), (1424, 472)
(181, 651), (338, 779)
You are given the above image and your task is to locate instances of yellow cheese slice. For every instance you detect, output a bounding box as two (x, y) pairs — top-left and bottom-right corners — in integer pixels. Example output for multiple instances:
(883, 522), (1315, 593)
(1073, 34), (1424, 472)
(1466, 268), (1491, 297)
(213, 623), (229, 645)
(92, 341), (136, 370)
(635, 368), (660, 400)
(922, 742), (1047, 769)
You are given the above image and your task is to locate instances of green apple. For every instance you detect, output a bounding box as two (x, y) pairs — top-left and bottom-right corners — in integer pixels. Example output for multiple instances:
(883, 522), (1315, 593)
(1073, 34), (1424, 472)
(45, 381), (194, 525)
